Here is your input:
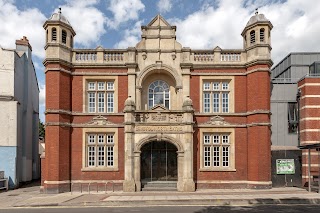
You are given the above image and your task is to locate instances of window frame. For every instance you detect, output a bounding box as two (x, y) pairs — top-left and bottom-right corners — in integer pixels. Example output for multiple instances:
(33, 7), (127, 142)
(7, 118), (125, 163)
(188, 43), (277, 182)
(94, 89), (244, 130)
(84, 77), (117, 113)
(288, 102), (298, 134)
(260, 28), (265, 42)
(148, 80), (170, 109)
(62, 29), (67, 44)
(250, 30), (255, 44)
(202, 81), (231, 113)
(82, 128), (118, 171)
(52, 27), (57, 41)
(200, 128), (235, 171)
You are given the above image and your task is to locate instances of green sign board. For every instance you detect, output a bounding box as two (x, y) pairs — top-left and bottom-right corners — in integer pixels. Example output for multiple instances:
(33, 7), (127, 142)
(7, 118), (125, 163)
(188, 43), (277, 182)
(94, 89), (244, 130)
(276, 159), (295, 174)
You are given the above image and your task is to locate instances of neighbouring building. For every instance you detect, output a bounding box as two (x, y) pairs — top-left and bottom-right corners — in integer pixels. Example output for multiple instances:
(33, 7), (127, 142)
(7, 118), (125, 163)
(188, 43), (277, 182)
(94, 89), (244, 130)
(271, 53), (320, 188)
(42, 10), (273, 193)
(0, 37), (40, 188)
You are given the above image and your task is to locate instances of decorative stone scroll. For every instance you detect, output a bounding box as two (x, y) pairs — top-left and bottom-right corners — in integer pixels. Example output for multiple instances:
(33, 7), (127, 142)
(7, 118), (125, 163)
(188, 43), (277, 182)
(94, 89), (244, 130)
(87, 115), (114, 126)
(135, 126), (183, 132)
(205, 115), (230, 126)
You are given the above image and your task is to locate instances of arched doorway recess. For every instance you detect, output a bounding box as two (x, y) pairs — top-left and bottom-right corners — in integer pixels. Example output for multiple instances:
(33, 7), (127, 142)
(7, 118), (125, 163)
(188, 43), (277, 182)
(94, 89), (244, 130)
(140, 141), (178, 182)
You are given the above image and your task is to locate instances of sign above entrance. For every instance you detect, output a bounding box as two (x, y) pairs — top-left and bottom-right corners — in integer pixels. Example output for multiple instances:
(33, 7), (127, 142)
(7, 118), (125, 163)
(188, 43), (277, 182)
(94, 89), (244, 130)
(135, 126), (183, 132)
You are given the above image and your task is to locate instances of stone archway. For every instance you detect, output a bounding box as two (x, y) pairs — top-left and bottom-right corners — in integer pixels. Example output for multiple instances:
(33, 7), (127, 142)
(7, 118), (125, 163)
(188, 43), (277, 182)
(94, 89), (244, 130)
(135, 63), (183, 110)
(133, 135), (184, 191)
(140, 141), (178, 183)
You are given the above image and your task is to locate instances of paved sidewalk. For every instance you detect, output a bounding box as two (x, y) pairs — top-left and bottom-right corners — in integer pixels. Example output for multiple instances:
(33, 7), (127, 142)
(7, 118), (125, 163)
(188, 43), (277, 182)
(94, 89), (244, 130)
(1, 185), (320, 208)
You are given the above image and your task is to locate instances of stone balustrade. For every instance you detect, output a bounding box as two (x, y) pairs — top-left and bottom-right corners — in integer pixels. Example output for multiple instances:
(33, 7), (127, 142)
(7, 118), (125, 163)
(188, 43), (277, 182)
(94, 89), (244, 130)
(73, 49), (245, 64)
(192, 51), (214, 62)
(220, 52), (241, 62)
(104, 52), (124, 62)
(75, 52), (97, 61)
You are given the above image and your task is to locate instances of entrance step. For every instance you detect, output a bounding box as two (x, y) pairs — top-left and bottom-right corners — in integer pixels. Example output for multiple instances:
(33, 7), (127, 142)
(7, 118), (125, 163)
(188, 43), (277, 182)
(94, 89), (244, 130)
(141, 181), (177, 191)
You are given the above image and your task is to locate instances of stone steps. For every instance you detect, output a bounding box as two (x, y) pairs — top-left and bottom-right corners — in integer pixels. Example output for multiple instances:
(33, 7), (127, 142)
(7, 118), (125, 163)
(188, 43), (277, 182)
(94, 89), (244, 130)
(142, 181), (177, 191)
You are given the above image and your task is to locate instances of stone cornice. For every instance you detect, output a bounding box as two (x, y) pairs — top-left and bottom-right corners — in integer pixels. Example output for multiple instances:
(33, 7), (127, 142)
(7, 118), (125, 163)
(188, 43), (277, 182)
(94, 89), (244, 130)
(196, 115), (271, 128)
(45, 67), (71, 74)
(46, 115), (124, 128)
(72, 72), (128, 76)
(45, 109), (125, 116)
(195, 110), (270, 117)
(191, 67), (270, 76)
(245, 59), (273, 68)
(72, 64), (127, 68)
(42, 58), (73, 67)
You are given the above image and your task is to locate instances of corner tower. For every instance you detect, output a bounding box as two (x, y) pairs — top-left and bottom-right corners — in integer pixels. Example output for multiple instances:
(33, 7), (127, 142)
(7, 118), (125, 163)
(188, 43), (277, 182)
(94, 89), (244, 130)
(241, 10), (273, 62)
(42, 9), (75, 193)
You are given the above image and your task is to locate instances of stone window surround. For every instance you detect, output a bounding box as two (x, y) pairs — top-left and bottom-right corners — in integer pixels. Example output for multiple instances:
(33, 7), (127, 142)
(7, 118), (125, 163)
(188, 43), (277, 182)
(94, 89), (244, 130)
(83, 76), (118, 113)
(199, 76), (234, 113)
(199, 128), (236, 171)
(82, 127), (119, 171)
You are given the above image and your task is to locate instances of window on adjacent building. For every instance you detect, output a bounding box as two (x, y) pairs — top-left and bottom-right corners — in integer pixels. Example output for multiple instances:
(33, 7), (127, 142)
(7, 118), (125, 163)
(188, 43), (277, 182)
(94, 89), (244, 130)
(250, 30), (255, 44)
(203, 133), (231, 168)
(52, 28), (57, 41)
(288, 102), (298, 133)
(203, 81), (229, 113)
(86, 133), (114, 167)
(260, 28), (265, 42)
(148, 80), (170, 109)
(62, 30), (67, 44)
(87, 81), (114, 113)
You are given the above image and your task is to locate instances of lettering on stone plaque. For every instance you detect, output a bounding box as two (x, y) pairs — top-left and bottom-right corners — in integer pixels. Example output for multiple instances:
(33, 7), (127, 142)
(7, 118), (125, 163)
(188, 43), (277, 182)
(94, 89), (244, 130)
(151, 114), (167, 121)
(135, 126), (183, 132)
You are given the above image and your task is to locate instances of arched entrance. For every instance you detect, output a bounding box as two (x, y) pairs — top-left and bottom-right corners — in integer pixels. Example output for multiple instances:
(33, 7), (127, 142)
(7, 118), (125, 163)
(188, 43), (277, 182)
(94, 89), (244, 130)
(140, 141), (178, 182)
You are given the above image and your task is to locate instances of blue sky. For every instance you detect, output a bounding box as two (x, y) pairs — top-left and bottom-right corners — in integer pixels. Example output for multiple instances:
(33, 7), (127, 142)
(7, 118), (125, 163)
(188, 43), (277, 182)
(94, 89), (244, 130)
(0, 0), (319, 122)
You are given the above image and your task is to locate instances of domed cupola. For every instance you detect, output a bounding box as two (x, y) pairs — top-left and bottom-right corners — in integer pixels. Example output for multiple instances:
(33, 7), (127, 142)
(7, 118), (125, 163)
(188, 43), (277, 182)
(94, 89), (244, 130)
(43, 8), (76, 49)
(241, 9), (273, 63)
(241, 9), (273, 49)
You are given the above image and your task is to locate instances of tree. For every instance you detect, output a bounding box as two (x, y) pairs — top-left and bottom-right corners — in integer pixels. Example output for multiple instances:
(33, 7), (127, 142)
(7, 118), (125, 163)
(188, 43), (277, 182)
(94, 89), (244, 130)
(39, 120), (45, 139)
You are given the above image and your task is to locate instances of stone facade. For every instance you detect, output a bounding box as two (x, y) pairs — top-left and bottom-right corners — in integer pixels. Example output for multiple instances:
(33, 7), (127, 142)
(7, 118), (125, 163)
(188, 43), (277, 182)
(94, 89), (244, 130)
(42, 11), (273, 193)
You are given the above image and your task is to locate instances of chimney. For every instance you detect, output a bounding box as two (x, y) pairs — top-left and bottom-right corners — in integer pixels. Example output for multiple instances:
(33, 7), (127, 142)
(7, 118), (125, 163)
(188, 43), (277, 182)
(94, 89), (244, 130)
(15, 36), (32, 59)
(16, 36), (32, 51)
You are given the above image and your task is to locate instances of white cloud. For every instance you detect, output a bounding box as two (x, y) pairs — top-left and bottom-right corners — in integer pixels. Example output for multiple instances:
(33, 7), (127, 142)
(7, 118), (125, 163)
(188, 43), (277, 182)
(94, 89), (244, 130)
(107, 0), (145, 29)
(171, 0), (320, 65)
(59, 0), (106, 47)
(114, 21), (142, 48)
(157, 0), (172, 14)
(0, 0), (46, 58)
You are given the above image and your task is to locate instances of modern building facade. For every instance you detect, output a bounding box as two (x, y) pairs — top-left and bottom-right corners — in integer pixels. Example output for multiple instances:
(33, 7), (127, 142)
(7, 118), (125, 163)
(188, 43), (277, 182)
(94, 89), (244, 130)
(42, 11), (273, 193)
(0, 37), (40, 188)
(271, 53), (320, 187)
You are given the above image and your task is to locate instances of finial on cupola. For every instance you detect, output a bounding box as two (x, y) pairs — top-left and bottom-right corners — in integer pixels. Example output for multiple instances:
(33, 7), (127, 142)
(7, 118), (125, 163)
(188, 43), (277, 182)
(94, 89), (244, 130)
(255, 8), (258, 15)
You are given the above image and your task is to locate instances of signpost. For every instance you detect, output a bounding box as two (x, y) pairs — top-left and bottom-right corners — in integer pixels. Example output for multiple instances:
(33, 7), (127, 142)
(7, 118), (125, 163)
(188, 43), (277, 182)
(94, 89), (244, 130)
(276, 159), (295, 174)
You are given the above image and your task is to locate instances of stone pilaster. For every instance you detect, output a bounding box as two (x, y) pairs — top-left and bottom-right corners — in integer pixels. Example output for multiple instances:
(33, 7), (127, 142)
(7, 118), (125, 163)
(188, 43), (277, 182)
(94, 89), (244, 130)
(123, 96), (136, 192)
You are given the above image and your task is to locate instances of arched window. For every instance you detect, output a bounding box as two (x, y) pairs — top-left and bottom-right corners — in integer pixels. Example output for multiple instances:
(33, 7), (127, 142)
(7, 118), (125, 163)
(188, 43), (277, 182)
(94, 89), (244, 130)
(52, 28), (57, 41)
(250, 30), (255, 44)
(62, 30), (67, 44)
(260, 28), (265, 42)
(46, 30), (48, 42)
(148, 80), (170, 109)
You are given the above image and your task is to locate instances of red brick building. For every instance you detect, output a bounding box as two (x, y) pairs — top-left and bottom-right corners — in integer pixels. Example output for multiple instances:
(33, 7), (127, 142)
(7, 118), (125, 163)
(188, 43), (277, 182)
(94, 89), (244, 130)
(42, 11), (273, 193)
